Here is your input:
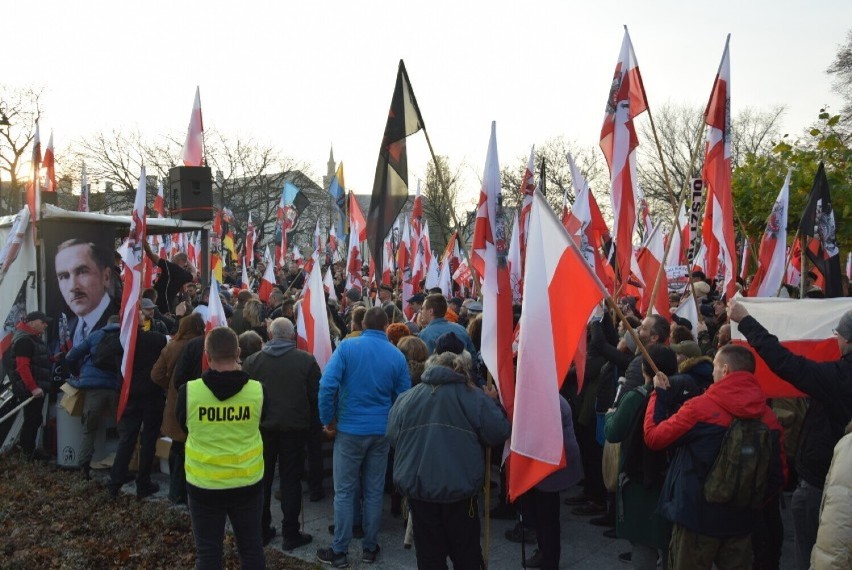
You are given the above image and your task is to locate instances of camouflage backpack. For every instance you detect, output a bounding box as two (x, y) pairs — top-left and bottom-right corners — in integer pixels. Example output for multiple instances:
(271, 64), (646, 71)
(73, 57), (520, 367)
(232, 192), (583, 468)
(703, 418), (771, 510)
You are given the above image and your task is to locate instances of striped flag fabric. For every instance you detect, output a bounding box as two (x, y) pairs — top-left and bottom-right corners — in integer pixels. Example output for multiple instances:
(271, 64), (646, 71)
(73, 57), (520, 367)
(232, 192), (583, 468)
(181, 86), (204, 167)
(296, 253), (333, 370)
(749, 171), (790, 297)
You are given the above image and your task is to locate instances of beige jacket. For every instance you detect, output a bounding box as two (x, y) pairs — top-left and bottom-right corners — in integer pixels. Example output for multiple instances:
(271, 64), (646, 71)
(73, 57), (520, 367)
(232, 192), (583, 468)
(811, 431), (852, 569)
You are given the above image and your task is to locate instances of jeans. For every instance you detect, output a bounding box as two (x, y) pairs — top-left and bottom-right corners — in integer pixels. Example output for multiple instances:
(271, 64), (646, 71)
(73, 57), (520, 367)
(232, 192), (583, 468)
(110, 394), (164, 487)
(262, 429), (307, 538)
(331, 432), (389, 553)
(78, 389), (116, 468)
(791, 479), (822, 570)
(188, 485), (265, 570)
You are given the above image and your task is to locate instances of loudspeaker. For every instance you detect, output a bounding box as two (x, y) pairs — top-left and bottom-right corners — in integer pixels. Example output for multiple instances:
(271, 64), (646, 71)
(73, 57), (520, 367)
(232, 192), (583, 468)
(169, 166), (213, 222)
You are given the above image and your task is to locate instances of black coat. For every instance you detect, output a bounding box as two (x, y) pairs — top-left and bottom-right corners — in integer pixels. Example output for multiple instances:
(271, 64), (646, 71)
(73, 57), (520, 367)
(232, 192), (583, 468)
(739, 315), (852, 489)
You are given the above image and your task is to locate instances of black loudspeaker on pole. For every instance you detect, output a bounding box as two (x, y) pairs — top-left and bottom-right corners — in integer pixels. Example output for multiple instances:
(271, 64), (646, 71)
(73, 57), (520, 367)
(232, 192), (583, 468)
(169, 166), (213, 222)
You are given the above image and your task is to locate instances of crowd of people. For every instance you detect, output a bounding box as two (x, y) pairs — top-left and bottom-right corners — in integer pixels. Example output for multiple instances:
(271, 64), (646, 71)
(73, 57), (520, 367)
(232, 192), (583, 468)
(6, 248), (852, 570)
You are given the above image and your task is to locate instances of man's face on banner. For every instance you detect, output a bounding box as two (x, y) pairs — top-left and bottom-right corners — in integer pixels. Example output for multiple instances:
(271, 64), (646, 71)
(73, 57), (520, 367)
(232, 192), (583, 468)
(55, 243), (111, 318)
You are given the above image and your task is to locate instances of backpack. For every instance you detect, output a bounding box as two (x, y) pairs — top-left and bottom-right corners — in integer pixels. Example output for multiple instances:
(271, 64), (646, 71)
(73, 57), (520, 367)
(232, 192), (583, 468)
(703, 418), (771, 510)
(92, 330), (123, 373)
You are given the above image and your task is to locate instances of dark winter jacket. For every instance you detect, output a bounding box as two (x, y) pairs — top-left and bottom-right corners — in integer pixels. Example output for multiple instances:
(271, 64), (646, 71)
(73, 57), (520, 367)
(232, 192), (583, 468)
(739, 315), (852, 489)
(665, 356), (714, 416)
(9, 323), (52, 396)
(173, 335), (205, 391)
(241, 339), (320, 432)
(387, 365), (510, 502)
(64, 323), (122, 391)
(644, 370), (787, 538)
(129, 330), (168, 399)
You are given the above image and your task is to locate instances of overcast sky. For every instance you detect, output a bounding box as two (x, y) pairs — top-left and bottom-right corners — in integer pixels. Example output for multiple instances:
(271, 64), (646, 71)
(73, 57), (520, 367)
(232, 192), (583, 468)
(4, 0), (850, 206)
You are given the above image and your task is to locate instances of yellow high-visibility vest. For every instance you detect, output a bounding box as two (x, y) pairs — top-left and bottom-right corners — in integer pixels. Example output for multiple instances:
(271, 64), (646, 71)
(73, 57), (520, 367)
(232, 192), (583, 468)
(185, 378), (264, 489)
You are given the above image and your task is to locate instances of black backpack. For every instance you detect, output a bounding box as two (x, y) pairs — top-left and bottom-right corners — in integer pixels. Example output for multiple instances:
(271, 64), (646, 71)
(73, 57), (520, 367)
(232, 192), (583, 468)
(703, 418), (771, 510)
(619, 385), (670, 489)
(92, 330), (123, 373)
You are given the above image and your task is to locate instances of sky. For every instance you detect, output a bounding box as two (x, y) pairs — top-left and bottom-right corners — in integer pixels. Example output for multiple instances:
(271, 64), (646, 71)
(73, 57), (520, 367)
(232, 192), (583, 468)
(3, 0), (850, 208)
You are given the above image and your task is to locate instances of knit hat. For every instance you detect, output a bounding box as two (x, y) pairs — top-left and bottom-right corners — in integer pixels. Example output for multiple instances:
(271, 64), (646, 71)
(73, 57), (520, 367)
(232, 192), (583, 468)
(671, 340), (702, 359)
(435, 332), (465, 355)
(835, 310), (852, 342)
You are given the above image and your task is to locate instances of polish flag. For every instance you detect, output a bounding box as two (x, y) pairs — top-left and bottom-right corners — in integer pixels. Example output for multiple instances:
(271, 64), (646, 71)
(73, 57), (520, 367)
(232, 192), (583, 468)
(422, 220), (432, 272)
(701, 35), (737, 300)
(636, 222), (671, 320)
(509, 190), (607, 500)
(117, 166), (148, 420)
(382, 236), (394, 286)
(297, 253), (333, 370)
(438, 259), (452, 297)
(187, 235), (196, 269)
(749, 171), (790, 297)
(517, 146), (536, 276)
(245, 212), (255, 269)
(241, 260), (250, 288)
(674, 289), (700, 334)
(424, 255), (440, 291)
(323, 267), (338, 302)
(600, 27), (648, 286)
(508, 211), (523, 302)
(29, 124), (41, 221)
(258, 259), (277, 302)
(346, 192), (368, 291)
(470, 122), (515, 417)
(664, 204), (690, 267)
(263, 245), (273, 266)
(567, 153), (614, 293)
(154, 180), (166, 217)
(739, 237), (750, 283)
(43, 131), (57, 193)
(731, 296), (852, 397)
(396, 217), (411, 279)
(453, 260), (472, 288)
(205, 278), (228, 330)
(181, 86), (204, 167)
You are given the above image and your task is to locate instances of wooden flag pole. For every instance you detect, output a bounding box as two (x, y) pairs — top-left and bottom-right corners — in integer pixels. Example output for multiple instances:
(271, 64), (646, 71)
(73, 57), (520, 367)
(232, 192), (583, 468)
(604, 296), (661, 375)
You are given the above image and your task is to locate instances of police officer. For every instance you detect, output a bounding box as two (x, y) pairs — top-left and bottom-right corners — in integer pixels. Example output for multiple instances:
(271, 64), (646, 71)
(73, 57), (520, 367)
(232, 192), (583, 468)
(176, 326), (267, 570)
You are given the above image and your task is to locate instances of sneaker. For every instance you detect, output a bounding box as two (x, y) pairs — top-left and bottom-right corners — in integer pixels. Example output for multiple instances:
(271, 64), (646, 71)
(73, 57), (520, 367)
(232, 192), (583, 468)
(504, 522), (536, 544)
(362, 544), (380, 563)
(282, 532), (312, 551)
(563, 493), (590, 506)
(316, 547), (349, 568)
(618, 551), (631, 564)
(327, 524), (364, 539)
(136, 481), (160, 500)
(571, 502), (607, 516)
(262, 527), (277, 546)
(524, 549), (543, 568)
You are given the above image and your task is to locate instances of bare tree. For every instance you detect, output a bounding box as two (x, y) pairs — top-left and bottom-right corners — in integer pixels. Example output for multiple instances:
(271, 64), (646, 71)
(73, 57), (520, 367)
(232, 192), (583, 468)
(423, 155), (467, 255)
(0, 85), (43, 215)
(827, 29), (852, 121)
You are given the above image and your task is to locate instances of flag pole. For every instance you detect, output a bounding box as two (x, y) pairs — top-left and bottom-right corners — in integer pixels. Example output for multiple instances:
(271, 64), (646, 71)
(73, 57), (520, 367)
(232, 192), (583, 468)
(775, 229), (800, 297)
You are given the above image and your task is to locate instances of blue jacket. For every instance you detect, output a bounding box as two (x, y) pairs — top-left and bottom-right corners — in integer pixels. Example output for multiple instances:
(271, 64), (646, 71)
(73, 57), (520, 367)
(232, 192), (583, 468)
(65, 323), (122, 391)
(387, 364), (510, 502)
(418, 318), (478, 357)
(319, 329), (411, 435)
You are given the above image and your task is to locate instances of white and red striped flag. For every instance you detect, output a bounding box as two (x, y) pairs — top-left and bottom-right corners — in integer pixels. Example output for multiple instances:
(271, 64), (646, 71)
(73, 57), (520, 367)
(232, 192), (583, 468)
(296, 252), (333, 370)
(508, 211), (523, 302)
(509, 189), (607, 500)
(346, 192), (368, 291)
(701, 35), (737, 300)
(323, 267), (338, 302)
(438, 259), (452, 297)
(154, 180), (166, 217)
(731, 296), (852, 397)
(470, 122), (515, 417)
(739, 237), (750, 282)
(600, 27), (648, 286)
(181, 86), (204, 167)
(636, 221), (671, 319)
(382, 235), (394, 286)
(43, 131), (57, 194)
(117, 166), (148, 420)
(258, 258), (277, 302)
(517, 146), (536, 276)
(241, 260), (250, 288)
(664, 204), (690, 267)
(749, 170), (790, 297)
(78, 162), (90, 212)
(205, 279), (228, 331)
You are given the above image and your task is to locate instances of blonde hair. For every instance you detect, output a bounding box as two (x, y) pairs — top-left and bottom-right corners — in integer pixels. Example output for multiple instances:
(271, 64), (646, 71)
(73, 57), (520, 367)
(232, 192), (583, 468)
(243, 299), (263, 328)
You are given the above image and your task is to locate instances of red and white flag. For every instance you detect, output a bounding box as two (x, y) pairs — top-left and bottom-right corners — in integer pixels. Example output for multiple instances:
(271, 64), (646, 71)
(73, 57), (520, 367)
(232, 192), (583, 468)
(566, 153), (614, 292)
(600, 27), (648, 286)
(739, 237), (750, 282)
(438, 259), (452, 297)
(205, 279), (228, 331)
(636, 221), (671, 319)
(664, 204), (690, 267)
(241, 260), (250, 288)
(509, 190), (607, 501)
(43, 131), (57, 194)
(0, 207), (30, 280)
(382, 235), (394, 286)
(29, 123), (41, 221)
(453, 260), (472, 288)
(117, 166), (148, 420)
(323, 267), (338, 302)
(297, 253), (333, 370)
(701, 35), (737, 299)
(517, 146), (536, 276)
(508, 211), (523, 302)
(731, 296), (852, 397)
(258, 258), (277, 302)
(470, 122), (515, 417)
(674, 289), (700, 334)
(749, 170), (790, 297)
(346, 192), (368, 291)
(246, 212), (256, 269)
(154, 180), (166, 217)
(181, 86), (204, 167)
